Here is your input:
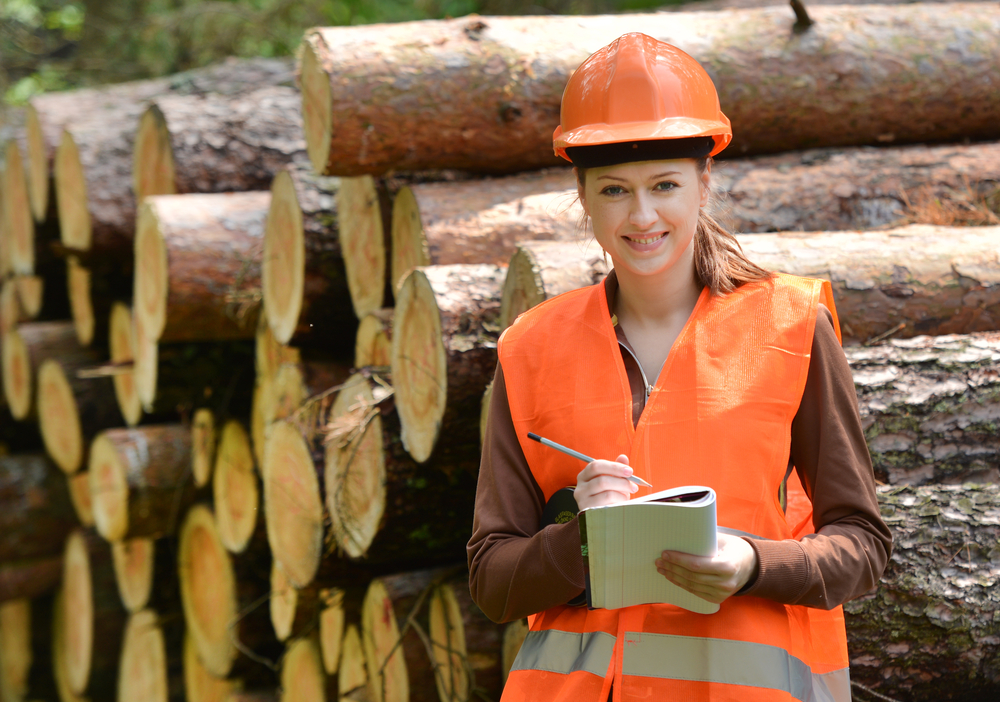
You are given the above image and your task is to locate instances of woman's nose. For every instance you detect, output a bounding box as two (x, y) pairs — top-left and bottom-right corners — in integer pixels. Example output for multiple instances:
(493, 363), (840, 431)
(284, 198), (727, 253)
(629, 193), (658, 229)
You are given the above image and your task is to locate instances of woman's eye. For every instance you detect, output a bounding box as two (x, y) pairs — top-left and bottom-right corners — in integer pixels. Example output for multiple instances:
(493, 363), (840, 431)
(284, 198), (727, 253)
(655, 181), (677, 192)
(601, 185), (625, 196)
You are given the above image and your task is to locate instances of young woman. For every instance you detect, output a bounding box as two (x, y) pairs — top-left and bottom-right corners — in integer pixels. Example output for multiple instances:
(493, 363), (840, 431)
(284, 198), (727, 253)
(467, 33), (891, 702)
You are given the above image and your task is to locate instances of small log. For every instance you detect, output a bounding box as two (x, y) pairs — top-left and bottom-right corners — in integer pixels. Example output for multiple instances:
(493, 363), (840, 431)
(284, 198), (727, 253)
(0, 557), (62, 603)
(89, 424), (195, 541)
(339, 623), (370, 702)
(37, 349), (123, 474)
(51, 589), (87, 702)
(133, 192), (268, 345)
(279, 636), (335, 702)
(0, 596), (56, 702)
(214, 419), (259, 554)
(22, 105), (51, 223)
(390, 169), (581, 293)
(361, 578), (408, 702)
(391, 265), (504, 463)
(178, 504), (280, 681)
(262, 168), (354, 348)
(319, 589), (345, 675)
(14, 275), (43, 320)
(500, 240), (608, 329)
(116, 608), (182, 702)
(133, 85), (306, 203)
(354, 310), (393, 369)
(183, 631), (238, 702)
(108, 301), (142, 426)
(67, 471), (95, 527)
(339, 177), (390, 319)
(111, 538), (155, 613)
(847, 484), (1000, 701)
(1, 140), (35, 276)
(0, 283), (20, 334)
(0, 453), (77, 562)
(59, 529), (127, 696)
(847, 332), (1000, 486)
(192, 408), (217, 489)
(1, 320), (77, 421)
(270, 561), (318, 643)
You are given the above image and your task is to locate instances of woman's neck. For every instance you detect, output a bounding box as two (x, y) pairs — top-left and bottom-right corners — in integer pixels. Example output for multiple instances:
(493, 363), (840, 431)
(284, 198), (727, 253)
(612, 259), (703, 331)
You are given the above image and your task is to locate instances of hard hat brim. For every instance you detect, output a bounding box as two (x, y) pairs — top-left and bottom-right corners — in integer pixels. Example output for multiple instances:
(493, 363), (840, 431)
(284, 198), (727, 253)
(554, 117), (732, 161)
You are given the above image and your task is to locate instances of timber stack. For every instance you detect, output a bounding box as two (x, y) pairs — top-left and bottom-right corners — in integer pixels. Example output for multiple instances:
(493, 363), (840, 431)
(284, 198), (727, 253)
(0, 3), (999, 701)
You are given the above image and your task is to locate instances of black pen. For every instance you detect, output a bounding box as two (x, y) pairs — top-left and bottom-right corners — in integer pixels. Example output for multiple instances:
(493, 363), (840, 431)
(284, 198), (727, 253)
(527, 433), (653, 488)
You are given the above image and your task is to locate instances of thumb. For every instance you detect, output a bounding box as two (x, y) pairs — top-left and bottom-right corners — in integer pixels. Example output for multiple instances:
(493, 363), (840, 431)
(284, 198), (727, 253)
(617, 454), (630, 466)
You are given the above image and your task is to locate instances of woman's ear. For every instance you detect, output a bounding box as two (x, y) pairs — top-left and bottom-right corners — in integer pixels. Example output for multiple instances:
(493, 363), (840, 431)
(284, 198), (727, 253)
(699, 160), (712, 208)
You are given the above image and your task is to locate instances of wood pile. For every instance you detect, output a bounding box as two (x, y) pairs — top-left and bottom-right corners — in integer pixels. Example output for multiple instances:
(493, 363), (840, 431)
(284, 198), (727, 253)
(0, 4), (998, 701)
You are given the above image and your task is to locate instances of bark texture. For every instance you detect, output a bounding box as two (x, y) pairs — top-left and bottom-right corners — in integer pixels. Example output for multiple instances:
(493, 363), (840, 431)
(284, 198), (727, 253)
(847, 484), (1000, 702)
(0, 453), (77, 562)
(0, 557), (62, 603)
(847, 332), (1000, 486)
(301, 5), (1000, 175)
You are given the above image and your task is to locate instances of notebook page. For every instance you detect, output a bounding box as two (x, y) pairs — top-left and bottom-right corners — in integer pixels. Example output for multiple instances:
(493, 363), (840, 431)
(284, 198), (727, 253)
(603, 505), (625, 609)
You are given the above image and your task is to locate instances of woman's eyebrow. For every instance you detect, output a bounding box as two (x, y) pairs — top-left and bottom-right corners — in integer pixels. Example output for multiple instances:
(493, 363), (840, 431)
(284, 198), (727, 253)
(595, 171), (681, 182)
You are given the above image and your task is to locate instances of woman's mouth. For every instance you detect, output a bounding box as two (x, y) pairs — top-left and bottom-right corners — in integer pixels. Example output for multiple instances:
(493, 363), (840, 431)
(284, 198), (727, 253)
(624, 233), (667, 245)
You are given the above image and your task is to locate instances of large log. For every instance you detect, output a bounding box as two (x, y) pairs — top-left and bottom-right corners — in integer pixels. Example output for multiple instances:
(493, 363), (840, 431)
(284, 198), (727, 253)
(300, 5), (1000, 176)
(847, 483), (1000, 701)
(0, 453), (77, 562)
(847, 332), (1000, 486)
(262, 167), (355, 348)
(391, 265), (504, 463)
(88, 424), (195, 541)
(133, 85), (306, 203)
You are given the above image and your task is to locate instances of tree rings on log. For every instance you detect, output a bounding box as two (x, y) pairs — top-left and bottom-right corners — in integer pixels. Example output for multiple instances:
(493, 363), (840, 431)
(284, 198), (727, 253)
(391, 265), (504, 463)
(319, 588), (345, 675)
(263, 170), (306, 344)
(339, 176), (387, 319)
(14, 276), (43, 320)
(183, 632), (237, 702)
(354, 310), (392, 369)
(500, 240), (607, 330)
(428, 584), (469, 702)
(279, 637), (332, 702)
(111, 538), (155, 613)
(338, 623), (368, 702)
(262, 420), (324, 589)
(109, 302), (141, 426)
(0, 453), (76, 562)
(89, 424), (194, 541)
(361, 579), (408, 702)
(133, 192), (268, 344)
(132, 104), (175, 202)
(117, 609), (170, 702)
(214, 420), (259, 553)
(2, 321), (77, 421)
(192, 408), (217, 489)
(299, 41), (333, 176)
(67, 472), (95, 527)
(2, 140), (35, 276)
(54, 128), (94, 253)
(23, 105), (49, 222)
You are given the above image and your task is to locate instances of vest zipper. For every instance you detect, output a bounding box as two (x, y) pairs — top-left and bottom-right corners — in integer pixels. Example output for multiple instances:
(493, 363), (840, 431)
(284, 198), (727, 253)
(618, 341), (653, 401)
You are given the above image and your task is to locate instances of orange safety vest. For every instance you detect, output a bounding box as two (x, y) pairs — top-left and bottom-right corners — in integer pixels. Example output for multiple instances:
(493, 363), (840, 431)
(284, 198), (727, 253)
(498, 273), (850, 702)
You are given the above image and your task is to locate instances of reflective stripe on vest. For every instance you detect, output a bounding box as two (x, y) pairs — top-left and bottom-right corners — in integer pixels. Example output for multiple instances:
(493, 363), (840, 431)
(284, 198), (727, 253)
(512, 629), (850, 702)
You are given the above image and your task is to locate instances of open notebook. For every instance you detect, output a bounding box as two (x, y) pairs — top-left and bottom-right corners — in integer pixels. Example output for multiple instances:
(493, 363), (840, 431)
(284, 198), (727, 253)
(579, 486), (719, 614)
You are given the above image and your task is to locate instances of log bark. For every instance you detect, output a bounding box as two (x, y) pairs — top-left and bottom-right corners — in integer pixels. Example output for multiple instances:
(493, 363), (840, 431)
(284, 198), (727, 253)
(0, 596), (57, 702)
(262, 167), (355, 349)
(59, 528), (128, 697)
(178, 504), (281, 681)
(391, 265), (504, 463)
(0, 453), (77, 562)
(213, 419), (259, 554)
(88, 424), (195, 541)
(133, 85), (307, 203)
(301, 5), (1000, 176)
(1, 320), (77, 421)
(0, 557), (62, 603)
(846, 483), (1000, 701)
(133, 192), (269, 345)
(847, 332), (1000, 486)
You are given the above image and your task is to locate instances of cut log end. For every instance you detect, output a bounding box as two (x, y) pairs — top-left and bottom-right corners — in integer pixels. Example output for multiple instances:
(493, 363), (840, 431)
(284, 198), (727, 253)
(133, 105), (177, 203)
(15, 276), (43, 319)
(500, 247), (546, 331)
(429, 584), (470, 702)
(319, 588), (344, 675)
(300, 40), (333, 176)
(391, 270), (447, 463)
(134, 315), (159, 411)
(362, 579), (408, 702)
(263, 170), (305, 345)
(89, 433), (130, 541)
(38, 359), (84, 474)
(3, 140), (35, 275)
(354, 311), (392, 369)
(214, 420), (259, 553)
(390, 186), (428, 294)
(0, 285), (18, 334)
(67, 255), (95, 347)
(0, 598), (31, 702)
(340, 624), (369, 701)
(179, 504), (237, 678)
(61, 531), (94, 695)
(117, 609), (168, 702)
(324, 374), (386, 559)
(54, 129), (91, 251)
(109, 302), (141, 426)
(338, 176), (386, 318)
(133, 202), (169, 342)
(68, 472), (95, 527)
(191, 408), (217, 488)
(24, 104), (47, 223)
(183, 632), (237, 702)
(271, 363), (306, 424)
(52, 591), (87, 702)
(263, 421), (323, 589)
(111, 538), (155, 613)
(280, 637), (327, 702)
(269, 561), (298, 643)
(2, 329), (31, 420)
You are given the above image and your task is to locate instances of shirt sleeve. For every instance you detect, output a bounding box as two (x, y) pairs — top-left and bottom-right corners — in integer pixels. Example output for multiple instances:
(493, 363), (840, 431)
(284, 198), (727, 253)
(739, 304), (893, 608)
(467, 363), (587, 623)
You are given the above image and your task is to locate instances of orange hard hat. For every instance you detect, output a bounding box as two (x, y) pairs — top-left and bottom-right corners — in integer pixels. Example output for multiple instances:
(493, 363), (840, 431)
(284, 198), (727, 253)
(553, 33), (732, 166)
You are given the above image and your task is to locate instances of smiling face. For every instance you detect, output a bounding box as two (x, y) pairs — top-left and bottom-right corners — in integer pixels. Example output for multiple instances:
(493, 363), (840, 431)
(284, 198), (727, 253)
(578, 158), (709, 284)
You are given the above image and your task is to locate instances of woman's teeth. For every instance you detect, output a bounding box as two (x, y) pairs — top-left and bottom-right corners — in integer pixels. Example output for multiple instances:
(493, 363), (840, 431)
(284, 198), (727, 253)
(627, 233), (664, 244)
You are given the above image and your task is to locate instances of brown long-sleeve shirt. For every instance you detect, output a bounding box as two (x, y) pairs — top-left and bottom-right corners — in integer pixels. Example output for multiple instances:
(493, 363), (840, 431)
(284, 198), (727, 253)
(467, 275), (892, 624)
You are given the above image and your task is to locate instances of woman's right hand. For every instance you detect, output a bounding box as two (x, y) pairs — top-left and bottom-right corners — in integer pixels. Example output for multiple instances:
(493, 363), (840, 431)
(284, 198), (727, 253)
(574, 454), (637, 511)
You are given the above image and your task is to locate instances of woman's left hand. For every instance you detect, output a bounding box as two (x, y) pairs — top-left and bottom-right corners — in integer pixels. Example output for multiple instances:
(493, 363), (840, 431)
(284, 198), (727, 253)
(655, 532), (759, 604)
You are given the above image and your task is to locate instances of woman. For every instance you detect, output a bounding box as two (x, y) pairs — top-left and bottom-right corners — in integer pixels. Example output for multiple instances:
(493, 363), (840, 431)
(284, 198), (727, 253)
(467, 33), (891, 702)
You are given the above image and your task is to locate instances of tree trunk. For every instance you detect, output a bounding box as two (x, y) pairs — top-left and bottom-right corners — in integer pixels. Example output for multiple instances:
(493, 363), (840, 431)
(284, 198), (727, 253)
(301, 5), (1000, 176)
(846, 483), (1000, 702)
(262, 167), (355, 350)
(391, 265), (504, 463)
(0, 557), (62, 603)
(846, 332), (1000, 486)
(0, 453), (77, 562)
(133, 85), (307, 203)
(178, 504), (281, 682)
(133, 192), (269, 345)
(1, 320), (77, 421)
(500, 240), (608, 329)
(59, 528), (128, 697)
(88, 424), (195, 541)
(0, 595), (57, 702)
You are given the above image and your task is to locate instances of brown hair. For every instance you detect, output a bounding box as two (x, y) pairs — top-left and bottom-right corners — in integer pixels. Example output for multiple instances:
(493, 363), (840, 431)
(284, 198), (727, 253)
(576, 157), (772, 296)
